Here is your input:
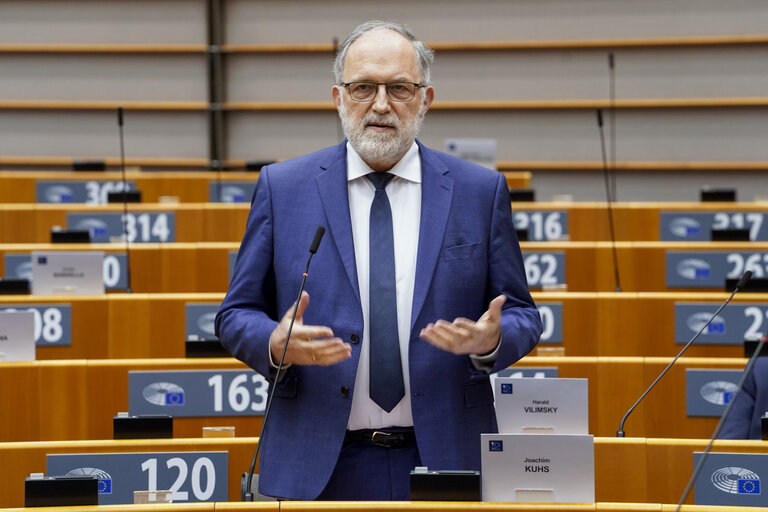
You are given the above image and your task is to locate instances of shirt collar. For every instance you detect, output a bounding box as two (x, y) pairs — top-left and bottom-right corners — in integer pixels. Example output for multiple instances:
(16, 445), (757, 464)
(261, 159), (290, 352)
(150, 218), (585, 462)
(346, 141), (422, 184)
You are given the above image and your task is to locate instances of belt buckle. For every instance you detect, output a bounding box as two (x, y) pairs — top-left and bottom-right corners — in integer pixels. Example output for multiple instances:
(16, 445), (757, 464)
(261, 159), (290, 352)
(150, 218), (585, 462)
(371, 430), (396, 448)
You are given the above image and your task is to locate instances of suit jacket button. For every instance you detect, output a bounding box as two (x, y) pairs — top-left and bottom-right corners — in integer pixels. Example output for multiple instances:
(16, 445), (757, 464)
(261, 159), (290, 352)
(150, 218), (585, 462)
(341, 386), (350, 397)
(350, 334), (359, 343)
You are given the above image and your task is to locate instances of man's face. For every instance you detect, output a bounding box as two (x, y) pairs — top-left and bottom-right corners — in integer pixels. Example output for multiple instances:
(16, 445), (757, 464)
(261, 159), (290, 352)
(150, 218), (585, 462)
(332, 29), (434, 171)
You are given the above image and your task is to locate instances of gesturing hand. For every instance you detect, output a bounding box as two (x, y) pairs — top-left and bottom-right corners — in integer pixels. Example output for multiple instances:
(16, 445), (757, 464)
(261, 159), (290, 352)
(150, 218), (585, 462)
(419, 294), (506, 356)
(269, 291), (352, 366)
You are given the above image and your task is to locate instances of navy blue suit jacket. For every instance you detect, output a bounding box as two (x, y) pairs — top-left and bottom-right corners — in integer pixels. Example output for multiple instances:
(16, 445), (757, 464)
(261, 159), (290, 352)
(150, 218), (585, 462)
(720, 358), (768, 439)
(215, 140), (542, 499)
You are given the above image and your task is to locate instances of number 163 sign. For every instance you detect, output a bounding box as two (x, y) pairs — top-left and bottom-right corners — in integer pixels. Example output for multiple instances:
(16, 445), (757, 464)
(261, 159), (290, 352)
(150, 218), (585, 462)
(129, 370), (268, 417)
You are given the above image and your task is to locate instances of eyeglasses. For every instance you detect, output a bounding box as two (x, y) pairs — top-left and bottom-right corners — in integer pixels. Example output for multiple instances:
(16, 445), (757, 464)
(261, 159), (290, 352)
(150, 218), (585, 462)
(341, 81), (426, 102)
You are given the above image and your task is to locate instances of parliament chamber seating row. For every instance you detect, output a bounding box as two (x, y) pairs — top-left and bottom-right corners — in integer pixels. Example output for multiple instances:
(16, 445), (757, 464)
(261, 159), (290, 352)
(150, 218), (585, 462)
(3, 240), (766, 293)
(2, 200), (768, 243)
(1, 425), (768, 507)
(0, 357), (749, 442)
(0, 170), (532, 204)
(0, 292), (761, 360)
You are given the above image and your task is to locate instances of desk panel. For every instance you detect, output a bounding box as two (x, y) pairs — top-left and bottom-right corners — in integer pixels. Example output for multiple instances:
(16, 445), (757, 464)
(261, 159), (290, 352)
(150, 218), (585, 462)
(0, 359), (260, 443)
(0, 243), (233, 293)
(0, 171), (530, 204)
(534, 291), (768, 358)
(0, 293), (222, 360)
(646, 439), (768, 505)
(0, 204), (245, 243)
(0, 437), (260, 509)
(1, 292), (763, 360)
(514, 357), (748, 440)
(2, 201), (766, 243)
(0, 357), (751, 443)
(517, 202), (768, 242)
(2, 436), (765, 508)
(4, 241), (763, 295)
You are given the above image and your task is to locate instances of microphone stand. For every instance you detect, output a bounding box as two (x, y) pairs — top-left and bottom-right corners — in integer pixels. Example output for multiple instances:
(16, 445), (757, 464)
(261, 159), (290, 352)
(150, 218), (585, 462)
(596, 108), (622, 292)
(242, 226), (325, 501)
(117, 107), (132, 293)
(617, 271), (753, 436)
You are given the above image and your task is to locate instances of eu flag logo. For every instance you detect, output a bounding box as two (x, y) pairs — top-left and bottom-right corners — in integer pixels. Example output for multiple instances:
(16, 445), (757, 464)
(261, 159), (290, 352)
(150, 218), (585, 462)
(695, 268), (710, 279)
(738, 479), (760, 495)
(501, 383), (513, 394)
(707, 322), (726, 334)
(489, 440), (503, 452)
(37, 256), (47, 264)
(98, 479), (112, 494)
(165, 392), (185, 405)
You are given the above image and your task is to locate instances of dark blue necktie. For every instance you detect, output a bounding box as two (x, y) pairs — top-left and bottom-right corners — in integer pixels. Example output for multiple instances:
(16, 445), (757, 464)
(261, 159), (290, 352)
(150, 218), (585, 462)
(367, 172), (404, 412)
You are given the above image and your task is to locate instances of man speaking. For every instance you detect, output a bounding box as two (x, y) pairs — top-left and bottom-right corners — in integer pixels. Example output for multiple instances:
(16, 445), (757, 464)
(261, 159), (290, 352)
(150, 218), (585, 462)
(215, 20), (542, 501)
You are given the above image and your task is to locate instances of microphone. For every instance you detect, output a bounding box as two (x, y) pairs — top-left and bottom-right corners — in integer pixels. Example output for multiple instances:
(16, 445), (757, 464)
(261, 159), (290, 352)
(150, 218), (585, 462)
(596, 108), (622, 292)
(309, 226), (325, 254)
(242, 226), (326, 501)
(675, 334), (767, 511)
(117, 107), (132, 293)
(617, 270), (753, 437)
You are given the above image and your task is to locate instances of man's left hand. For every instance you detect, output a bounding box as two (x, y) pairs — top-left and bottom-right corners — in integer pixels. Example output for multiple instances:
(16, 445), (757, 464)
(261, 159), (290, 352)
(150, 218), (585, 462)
(420, 294), (506, 355)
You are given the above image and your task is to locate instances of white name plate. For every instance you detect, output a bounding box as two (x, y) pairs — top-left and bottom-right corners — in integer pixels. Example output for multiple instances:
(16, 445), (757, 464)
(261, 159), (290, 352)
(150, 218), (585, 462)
(481, 433), (594, 503)
(493, 377), (588, 434)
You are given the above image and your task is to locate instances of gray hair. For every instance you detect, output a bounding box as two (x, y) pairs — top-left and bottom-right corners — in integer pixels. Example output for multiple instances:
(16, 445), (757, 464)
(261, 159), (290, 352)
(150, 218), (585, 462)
(333, 20), (434, 85)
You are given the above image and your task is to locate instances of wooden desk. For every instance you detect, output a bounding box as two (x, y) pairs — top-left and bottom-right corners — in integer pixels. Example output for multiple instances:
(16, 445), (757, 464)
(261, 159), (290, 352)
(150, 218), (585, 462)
(0, 243), (233, 293)
(1, 435), (765, 509)
(0, 357), (750, 442)
(530, 291), (768, 358)
(0, 359), (259, 443)
(0, 203), (248, 244)
(0, 171), (261, 204)
(0, 293), (224, 360)
(0, 170), (530, 204)
(0, 437), (257, 509)
(2, 240), (764, 295)
(513, 201), (768, 242)
(2, 201), (766, 243)
(0, 291), (763, 360)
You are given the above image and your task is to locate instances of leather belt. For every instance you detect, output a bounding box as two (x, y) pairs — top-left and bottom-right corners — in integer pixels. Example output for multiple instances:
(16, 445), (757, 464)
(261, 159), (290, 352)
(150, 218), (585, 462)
(345, 428), (416, 448)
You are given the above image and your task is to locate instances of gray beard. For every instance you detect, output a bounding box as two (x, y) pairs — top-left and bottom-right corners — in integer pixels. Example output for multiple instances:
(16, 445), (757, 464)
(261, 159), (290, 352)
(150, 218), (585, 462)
(339, 102), (425, 168)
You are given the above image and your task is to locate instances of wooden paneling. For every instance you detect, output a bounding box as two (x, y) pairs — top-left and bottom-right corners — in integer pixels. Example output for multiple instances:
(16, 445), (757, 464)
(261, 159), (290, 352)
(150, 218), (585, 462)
(1, 240), (761, 293)
(0, 291), (762, 359)
(3, 201), (766, 243)
(1, 434), (766, 507)
(0, 357), (750, 443)
(0, 170), (530, 204)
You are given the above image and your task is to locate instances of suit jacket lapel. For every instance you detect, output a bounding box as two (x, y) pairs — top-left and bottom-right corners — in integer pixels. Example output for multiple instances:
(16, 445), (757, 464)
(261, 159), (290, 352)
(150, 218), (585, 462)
(412, 143), (454, 329)
(315, 142), (361, 303)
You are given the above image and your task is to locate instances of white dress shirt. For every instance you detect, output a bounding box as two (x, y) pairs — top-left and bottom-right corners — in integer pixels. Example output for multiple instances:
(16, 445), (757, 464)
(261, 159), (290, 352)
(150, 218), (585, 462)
(346, 141), (421, 429)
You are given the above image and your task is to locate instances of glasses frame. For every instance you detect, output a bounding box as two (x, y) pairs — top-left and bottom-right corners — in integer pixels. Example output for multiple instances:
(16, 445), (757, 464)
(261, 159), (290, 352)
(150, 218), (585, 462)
(341, 81), (426, 102)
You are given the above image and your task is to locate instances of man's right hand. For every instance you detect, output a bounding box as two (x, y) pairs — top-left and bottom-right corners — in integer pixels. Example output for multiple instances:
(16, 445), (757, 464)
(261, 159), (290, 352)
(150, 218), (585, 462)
(269, 291), (352, 366)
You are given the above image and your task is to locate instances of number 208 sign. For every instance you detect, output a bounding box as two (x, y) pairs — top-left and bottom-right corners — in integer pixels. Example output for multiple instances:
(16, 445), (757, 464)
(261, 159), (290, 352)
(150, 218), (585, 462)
(129, 370), (268, 417)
